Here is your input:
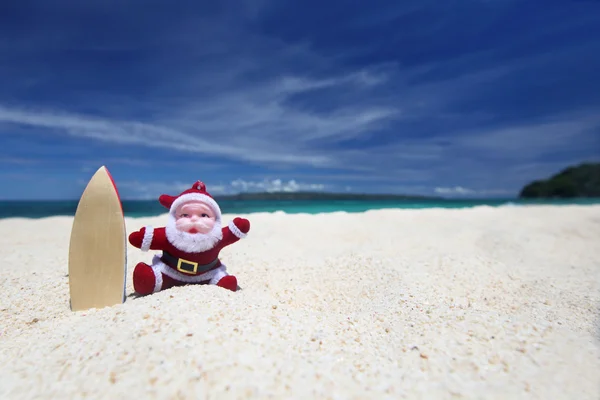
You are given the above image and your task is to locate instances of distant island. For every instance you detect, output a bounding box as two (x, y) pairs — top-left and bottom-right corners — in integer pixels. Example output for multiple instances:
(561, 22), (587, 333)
(519, 162), (600, 198)
(213, 191), (440, 201)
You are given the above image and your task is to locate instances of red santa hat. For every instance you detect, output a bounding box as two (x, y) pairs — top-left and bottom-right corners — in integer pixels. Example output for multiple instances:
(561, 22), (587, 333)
(159, 181), (222, 222)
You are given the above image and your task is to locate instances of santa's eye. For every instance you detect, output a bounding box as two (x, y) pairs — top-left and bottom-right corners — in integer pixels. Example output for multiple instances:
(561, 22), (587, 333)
(202, 213), (209, 218)
(181, 213), (189, 217)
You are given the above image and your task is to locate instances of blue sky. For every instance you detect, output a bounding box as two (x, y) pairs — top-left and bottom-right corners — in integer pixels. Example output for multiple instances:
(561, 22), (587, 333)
(1, 0), (599, 200)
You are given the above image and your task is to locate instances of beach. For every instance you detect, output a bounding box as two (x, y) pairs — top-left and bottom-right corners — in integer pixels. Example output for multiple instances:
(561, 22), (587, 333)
(1, 205), (599, 399)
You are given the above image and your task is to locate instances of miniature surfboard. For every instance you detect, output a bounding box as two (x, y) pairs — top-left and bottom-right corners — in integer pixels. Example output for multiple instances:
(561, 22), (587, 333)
(68, 166), (127, 311)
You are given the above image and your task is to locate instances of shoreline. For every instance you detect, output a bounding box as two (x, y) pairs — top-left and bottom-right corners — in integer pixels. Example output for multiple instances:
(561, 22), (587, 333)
(1, 200), (600, 221)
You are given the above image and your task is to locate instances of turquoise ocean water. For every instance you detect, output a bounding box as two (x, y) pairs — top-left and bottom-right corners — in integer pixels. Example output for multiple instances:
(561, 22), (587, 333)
(1, 198), (599, 219)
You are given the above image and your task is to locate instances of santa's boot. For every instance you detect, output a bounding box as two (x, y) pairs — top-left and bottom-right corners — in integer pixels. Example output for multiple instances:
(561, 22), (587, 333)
(133, 262), (158, 295)
(216, 275), (238, 292)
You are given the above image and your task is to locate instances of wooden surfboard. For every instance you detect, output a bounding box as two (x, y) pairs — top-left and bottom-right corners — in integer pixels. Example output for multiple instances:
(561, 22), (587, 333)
(68, 166), (127, 311)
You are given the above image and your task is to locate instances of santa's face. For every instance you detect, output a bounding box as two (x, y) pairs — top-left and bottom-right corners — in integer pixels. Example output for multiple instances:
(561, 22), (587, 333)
(165, 200), (223, 253)
(174, 201), (216, 234)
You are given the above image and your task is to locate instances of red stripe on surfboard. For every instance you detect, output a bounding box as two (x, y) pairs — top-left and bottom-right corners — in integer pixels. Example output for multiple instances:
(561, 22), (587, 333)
(104, 167), (124, 216)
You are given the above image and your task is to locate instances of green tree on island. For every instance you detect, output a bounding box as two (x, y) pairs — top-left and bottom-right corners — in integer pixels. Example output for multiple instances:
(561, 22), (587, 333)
(519, 162), (600, 198)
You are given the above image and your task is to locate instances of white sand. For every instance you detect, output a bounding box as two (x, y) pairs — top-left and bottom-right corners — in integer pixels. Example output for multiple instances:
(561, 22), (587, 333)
(1, 205), (599, 399)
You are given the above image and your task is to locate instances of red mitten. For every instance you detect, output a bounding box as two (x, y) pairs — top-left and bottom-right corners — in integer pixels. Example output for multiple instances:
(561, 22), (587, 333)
(233, 217), (250, 234)
(128, 228), (145, 248)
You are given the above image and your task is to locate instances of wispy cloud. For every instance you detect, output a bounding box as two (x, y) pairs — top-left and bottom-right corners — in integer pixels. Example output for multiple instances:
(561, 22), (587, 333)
(112, 178), (328, 199)
(434, 186), (511, 197)
(449, 111), (600, 160)
(0, 105), (327, 166)
(231, 178), (325, 193)
(0, 157), (40, 165)
(0, 64), (399, 168)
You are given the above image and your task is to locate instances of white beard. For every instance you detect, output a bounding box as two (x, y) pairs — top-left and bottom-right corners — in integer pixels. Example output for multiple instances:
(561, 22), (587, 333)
(165, 214), (223, 254)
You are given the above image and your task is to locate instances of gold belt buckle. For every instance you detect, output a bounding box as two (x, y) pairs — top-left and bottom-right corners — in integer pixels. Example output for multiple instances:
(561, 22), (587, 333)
(177, 258), (198, 274)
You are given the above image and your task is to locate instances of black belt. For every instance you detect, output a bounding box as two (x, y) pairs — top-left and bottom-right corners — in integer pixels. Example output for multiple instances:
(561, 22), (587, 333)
(161, 252), (220, 274)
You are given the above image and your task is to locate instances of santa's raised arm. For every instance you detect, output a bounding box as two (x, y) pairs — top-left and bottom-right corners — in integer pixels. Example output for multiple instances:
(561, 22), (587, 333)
(128, 181), (250, 295)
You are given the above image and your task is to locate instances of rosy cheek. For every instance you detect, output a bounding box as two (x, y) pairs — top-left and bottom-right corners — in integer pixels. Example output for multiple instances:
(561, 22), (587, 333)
(175, 217), (188, 226)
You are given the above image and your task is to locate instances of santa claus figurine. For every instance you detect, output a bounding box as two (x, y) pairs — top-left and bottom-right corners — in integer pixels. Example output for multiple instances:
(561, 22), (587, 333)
(128, 180), (250, 295)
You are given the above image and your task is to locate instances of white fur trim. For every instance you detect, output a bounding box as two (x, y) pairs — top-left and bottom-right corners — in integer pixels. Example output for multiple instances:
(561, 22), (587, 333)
(228, 220), (247, 239)
(170, 193), (222, 222)
(208, 266), (228, 285)
(141, 226), (154, 252)
(165, 215), (223, 253)
(151, 255), (227, 284)
(152, 262), (163, 293)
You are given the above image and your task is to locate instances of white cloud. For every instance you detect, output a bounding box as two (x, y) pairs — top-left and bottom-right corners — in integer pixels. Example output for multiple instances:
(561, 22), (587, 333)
(275, 68), (387, 93)
(107, 178), (327, 199)
(435, 186), (474, 195)
(434, 186), (511, 196)
(230, 178), (325, 193)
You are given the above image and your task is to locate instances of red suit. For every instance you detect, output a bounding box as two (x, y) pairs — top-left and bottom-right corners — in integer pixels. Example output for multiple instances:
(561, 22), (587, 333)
(128, 181), (250, 295)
